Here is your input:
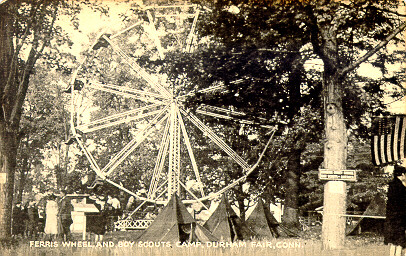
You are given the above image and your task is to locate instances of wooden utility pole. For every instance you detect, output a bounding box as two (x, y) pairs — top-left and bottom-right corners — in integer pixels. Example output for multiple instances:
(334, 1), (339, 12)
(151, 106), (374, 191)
(320, 19), (406, 250)
(321, 73), (348, 249)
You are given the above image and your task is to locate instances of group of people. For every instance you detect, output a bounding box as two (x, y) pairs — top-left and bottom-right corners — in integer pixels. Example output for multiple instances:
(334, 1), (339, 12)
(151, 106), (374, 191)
(12, 190), (73, 241)
(87, 196), (110, 242)
(43, 190), (73, 241)
(10, 165), (405, 254)
(12, 201), (41, 239)
(12, 191), (127, 242)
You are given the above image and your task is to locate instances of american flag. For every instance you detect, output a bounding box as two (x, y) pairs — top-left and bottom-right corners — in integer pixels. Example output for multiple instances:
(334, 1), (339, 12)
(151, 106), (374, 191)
(371, 115), (406, 166)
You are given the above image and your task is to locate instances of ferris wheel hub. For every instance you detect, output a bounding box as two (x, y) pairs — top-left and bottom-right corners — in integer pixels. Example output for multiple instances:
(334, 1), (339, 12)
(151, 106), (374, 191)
(66, 3), (273, 210)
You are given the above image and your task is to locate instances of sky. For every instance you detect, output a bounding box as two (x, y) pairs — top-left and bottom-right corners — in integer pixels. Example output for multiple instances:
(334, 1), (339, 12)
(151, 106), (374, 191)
(56, 1), (406, 169)
(61, 1), (405, 106)
(56, 0), (406, 160)
(57, 1), (135, 57)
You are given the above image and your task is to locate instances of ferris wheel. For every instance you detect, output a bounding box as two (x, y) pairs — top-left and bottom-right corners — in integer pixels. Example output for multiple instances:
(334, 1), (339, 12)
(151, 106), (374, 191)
(66, 2), (276, 210)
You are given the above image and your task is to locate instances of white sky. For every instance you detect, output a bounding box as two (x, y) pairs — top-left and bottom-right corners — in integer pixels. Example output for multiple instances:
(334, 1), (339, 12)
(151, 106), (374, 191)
(37, 0), (405, 198)
(57, 2), (406, 135)
(57, 2), (134, 57)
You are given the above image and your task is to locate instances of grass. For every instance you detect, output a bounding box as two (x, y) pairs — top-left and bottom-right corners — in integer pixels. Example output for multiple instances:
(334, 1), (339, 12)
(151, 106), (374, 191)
(1, 228), (389, 256)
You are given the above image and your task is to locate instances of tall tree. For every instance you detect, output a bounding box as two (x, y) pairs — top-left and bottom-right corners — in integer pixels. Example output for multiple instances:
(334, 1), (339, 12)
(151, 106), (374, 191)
(190, 0), (405, 247)
(15, 67), (71, 203)
(0, 0), (83, 238)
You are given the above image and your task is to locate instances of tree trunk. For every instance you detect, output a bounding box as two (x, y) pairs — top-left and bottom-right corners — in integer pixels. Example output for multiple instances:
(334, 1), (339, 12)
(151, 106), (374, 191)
(15, 154), (29, 204)
(0, 128), (18, 239)
(306, 7), (348, 248)
(0, 3), (17, 240)
(0, 0), (60, 239)
(319, 41), (347, 249)
(56, 144), (63, 190)
(283, 49), (303, 228)
(321, 73), (347, 250)
(283, 149), (301, 228)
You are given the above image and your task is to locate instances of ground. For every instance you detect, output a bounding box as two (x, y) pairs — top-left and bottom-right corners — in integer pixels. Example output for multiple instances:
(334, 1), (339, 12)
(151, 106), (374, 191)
(1, 226), (389, 256)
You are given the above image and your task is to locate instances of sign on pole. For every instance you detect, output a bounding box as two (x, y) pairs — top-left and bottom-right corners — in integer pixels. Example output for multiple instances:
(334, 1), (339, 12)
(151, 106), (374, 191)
(319, 169), (357, 182)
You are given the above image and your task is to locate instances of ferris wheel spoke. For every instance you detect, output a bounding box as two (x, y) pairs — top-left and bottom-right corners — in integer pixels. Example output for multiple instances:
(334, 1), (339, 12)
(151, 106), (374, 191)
(101, 35), (172, 98)
(196, 108), (235, 120)
(76, 103), (163, 130)
(184, 9), (199, 53)
(104, 111), (169, 176)
(150, 135), (170, 198)
(146, 10), (165, 59)
(177, 84), (227, 100)
(182, 108), (249, 169)
(104, 112), (169, 177)
(195, 106), (274, 129)
(199, 104), (246, 117)
(127, 181), (168, 219)
(145, 4), (197, 9)
(75, 136), (105, 179)
(103, 106), (170, 176)
(178, 179), (208, 210)
(180, 108), (251, 171)
(89, 80), (168, 100)
(77, 106), (165, 134)
(109, 20), (144, 40)
(177, 108), (205, 197)
(148, 118), (170, 199)
(87, 81), (168, 104)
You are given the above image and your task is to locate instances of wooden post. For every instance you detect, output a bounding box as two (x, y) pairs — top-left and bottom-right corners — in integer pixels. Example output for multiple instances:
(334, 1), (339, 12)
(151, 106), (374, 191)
(321, 78), (348, 249)
(322, 181), (347, 249)
(82, 214), (86, 240)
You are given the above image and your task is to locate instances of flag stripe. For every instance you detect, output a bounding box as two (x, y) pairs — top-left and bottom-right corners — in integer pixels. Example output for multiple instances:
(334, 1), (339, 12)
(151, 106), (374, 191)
(380, 134), (386, 164)
(401, 117), (406, 160)
(387, 134), (392, 163)
(394, 116), (400, 161)
(373, 135), (380, 166)
(371, 115), (406, 166)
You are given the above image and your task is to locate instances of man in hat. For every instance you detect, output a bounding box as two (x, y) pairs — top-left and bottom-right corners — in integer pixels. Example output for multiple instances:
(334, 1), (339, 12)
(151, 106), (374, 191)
(58, 190), (73, 241)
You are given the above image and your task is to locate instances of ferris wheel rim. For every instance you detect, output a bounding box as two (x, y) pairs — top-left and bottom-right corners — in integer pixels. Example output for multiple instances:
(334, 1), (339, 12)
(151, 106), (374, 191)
(67, 5), (275, 209)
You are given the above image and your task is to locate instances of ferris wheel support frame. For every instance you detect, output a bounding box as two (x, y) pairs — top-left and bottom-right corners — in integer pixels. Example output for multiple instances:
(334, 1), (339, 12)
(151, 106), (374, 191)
(66, 4), (278, 206)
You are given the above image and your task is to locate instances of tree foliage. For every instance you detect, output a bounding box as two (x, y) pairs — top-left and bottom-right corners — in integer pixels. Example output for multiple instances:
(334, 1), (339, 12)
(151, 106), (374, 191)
(178, 0), (406, 224)
(0, 0), (103, 238)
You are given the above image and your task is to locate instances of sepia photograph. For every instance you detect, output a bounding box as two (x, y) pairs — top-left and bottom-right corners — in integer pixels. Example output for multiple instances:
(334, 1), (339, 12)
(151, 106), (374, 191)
(0, 0), (405, 255)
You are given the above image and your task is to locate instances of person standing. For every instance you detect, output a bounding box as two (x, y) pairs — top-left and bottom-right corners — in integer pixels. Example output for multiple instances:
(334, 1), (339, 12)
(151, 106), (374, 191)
(58, 190), (73, 241)
(44, 194), (59, 241)
(384, 165), (406, 256)
(26, 201), (39, 239)
(12, 202), (25, 238)
(93, 200), (108, 242)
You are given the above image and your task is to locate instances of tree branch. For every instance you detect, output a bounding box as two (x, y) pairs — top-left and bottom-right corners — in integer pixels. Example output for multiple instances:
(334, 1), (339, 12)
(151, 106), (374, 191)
(305, 6), (322, 58)
(10, 4), (58, 127)
(339, 21), (406, 77)
(3, 0), (43, 108)
(9, 36), (38, 128)
(371, 5), (406, 17)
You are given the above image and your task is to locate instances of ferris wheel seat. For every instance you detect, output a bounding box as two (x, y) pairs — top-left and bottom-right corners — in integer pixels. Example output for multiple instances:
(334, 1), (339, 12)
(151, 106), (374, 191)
(92, 34), (111, 50)
(87, 177), (104, 190)
(65, 5), (275, 206)
(63, 79), (84, 93)
(64, 134), (82, 145)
